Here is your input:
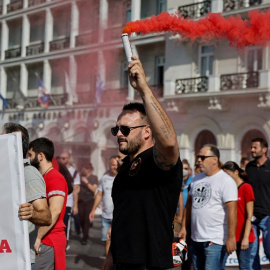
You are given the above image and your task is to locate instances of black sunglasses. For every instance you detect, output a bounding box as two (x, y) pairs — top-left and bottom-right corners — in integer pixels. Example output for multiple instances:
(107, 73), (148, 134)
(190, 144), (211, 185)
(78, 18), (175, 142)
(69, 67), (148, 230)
(196, 155), (215, 161)
(111, 125), (147, 136)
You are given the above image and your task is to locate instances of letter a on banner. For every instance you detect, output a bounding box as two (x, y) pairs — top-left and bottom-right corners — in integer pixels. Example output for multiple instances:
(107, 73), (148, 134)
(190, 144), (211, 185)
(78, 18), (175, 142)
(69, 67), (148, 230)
(0, 133), (30, 269)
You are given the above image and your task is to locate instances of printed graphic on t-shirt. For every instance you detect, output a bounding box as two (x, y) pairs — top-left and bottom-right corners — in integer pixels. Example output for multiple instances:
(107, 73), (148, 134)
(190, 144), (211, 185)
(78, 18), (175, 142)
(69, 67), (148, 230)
(192, 182), (211, 209)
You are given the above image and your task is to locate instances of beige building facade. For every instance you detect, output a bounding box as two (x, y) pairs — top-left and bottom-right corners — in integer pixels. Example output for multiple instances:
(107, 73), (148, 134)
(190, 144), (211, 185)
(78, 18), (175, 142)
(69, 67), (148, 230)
(0, 0), (270, 177)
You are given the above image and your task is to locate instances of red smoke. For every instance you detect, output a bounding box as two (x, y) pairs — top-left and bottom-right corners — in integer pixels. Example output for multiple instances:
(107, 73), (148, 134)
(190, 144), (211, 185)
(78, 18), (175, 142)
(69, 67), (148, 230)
(123, 9), (270, 48)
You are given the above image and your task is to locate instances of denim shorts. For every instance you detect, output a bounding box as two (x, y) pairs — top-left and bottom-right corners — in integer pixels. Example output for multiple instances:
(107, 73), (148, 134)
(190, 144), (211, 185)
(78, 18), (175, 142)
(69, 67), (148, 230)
(102, 217), (112, 241)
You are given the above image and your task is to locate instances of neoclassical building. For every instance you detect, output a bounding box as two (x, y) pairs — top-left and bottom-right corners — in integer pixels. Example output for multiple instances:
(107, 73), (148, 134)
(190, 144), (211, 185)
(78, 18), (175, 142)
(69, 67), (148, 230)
(0, 0), (269, 177)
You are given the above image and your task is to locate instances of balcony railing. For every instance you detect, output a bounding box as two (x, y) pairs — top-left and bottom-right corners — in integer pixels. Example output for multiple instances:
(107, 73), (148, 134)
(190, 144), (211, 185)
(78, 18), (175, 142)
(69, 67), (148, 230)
(223, 0), (262, 12)
(75, 32), (98, 46)
(175, 76), (208, 94)
(220, 71), (258, 90)
(28, 0), (46, 7)
(178, 0), (211, 19)
(104, 26), (123, 42)
(7, 0), (23, 13)
(26, 43), (44, 56)
(6, 94), (68, 109)
(49, 37), (70, 52)
(5, 47), (22, 59)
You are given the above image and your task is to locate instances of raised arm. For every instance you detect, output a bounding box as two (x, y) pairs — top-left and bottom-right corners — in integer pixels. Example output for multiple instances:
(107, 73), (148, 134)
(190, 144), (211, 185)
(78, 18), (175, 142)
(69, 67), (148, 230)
(128, 56), (179, 170)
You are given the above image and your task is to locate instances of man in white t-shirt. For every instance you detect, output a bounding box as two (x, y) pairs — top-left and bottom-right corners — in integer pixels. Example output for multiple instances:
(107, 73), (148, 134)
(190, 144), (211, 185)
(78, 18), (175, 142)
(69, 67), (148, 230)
(89, 156), (118, 255)
(59, 151), (81, 239)
(179, 144), (237, 270)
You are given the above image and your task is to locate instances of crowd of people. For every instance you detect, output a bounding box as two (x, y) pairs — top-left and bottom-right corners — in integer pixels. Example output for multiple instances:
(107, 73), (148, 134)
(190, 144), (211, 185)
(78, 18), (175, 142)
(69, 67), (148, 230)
(2, 56), (270, 270)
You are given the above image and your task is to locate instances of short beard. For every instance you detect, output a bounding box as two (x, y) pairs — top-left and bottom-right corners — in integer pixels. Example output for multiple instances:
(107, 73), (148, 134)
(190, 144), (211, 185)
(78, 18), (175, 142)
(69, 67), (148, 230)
(31, 155), (40, 170)
(119, 134), (142, 157)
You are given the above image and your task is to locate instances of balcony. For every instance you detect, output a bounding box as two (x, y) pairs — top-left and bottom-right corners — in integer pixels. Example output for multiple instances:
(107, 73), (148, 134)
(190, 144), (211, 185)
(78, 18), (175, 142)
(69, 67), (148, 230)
(26, 43), (44, 56)
(75, 32), (98, 47)
(178, 0), (211, 19)
(5, 47), (21, 59)
(7, 0), (23, 13)
(175, 77), (208, 94)
(28, 0), (46, 7)
(49, 37), (70, 52)
(6, 94), (68, 109)
(104, 26), (123, 42)
(220, 71), (258, 90)
(223, 0), (262, 12)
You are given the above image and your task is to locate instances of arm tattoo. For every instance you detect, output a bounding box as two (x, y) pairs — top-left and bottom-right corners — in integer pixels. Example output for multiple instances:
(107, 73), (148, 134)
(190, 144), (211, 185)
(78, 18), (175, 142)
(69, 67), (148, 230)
(149, 96), (175, 139)
(153, 145), (175, 170)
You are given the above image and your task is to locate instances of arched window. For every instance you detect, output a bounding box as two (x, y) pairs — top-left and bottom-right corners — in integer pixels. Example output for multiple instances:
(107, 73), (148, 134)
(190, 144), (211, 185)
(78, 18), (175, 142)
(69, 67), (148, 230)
(241, 129), (266, 160)
(195, 130), (217, 155)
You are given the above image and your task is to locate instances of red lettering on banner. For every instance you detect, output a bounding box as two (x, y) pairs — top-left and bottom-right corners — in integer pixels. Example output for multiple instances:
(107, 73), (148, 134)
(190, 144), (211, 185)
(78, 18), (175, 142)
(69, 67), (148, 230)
(0, 240), (12, 253)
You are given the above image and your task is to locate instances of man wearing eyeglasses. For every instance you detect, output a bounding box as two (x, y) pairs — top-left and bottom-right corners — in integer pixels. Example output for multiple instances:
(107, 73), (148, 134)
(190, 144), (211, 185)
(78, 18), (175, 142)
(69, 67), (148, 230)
(102, 56), (182, 270)
(179, 144), (238, 270)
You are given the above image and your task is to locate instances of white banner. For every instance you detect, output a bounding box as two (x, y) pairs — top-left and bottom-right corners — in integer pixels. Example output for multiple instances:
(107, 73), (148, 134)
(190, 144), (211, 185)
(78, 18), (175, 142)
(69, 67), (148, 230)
(0, 133), (30, 270)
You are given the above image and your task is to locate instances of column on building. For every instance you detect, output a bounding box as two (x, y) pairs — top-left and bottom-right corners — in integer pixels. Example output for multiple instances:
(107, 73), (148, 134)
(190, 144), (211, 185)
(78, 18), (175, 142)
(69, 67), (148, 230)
(44, 8), (53, 53)
(43, 59), (52, 93)
(1, 20), (8, 61)
(99, 0), (108, 43)
(70, 1), (79, 48)
(126, 0), (141, 101)
(131, 0), (141, 21)
(21, 14), (30, 57)
(20, 63), (28, 96)
(68, 55), (78, 104)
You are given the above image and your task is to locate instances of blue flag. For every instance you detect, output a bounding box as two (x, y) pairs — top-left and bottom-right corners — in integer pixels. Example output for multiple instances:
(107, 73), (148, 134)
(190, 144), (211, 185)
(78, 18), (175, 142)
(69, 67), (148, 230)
(95, 74), (105, 106)
(0, 93), (7, 110)
(37, 77), (50, 108)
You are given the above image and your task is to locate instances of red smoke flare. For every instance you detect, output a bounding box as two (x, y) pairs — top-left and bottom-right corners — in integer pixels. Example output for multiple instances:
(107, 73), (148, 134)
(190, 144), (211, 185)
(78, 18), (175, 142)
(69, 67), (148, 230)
(123, 10), (270, 48)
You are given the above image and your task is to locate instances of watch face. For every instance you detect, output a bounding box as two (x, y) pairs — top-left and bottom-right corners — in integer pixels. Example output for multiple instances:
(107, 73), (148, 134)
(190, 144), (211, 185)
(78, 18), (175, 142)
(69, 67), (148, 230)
(251, 216), (256, 222)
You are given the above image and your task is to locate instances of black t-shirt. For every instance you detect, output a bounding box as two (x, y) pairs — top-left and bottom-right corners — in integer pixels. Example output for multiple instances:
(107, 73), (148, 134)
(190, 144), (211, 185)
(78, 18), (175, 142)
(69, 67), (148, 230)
(246, 158), (270, 218)
(78, 174), (98, 202)
(111, 147), (182, 268)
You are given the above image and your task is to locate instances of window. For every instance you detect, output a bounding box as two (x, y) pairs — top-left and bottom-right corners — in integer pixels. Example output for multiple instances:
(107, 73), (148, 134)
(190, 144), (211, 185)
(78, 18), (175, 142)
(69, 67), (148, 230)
(29, 13), (45, 43)
(8, 19), (22, 48)
(155, 56), (165, 85)
(27, 63), (43, 91)
(199, 45), (214, 76)
(6, 66), (20, 93)
(157, 0), (166, 14)
(246, 47), (263, 72)
(52, 8), (70, 38)
(195, 130), (217, 156)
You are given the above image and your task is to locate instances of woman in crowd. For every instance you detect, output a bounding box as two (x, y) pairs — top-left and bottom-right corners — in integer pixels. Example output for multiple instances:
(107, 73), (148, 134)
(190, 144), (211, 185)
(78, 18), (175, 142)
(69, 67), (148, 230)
(222, 161), (255, 270)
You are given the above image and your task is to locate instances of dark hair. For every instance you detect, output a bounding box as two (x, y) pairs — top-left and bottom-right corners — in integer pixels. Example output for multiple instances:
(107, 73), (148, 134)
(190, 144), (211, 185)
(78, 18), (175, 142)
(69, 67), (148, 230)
(203, 144), (220, 159)
(82, 162), (94, 170)
(252, 138), (268, 152)
(29, 137), (54, 161)
(3, 122), (29, 158)
(222, 161), (248, 182)
(123, 102), (146, 115)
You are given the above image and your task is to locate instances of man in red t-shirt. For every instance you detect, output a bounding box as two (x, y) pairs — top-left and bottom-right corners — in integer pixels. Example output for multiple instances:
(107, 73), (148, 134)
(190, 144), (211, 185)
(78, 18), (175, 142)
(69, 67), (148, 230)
(28, 137), (67, 270)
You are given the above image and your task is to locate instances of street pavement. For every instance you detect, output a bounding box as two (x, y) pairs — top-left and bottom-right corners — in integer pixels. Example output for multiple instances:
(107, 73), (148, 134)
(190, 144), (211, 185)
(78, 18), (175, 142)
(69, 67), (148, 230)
(66, 216), (270, 270)
(66, 216), (105, 270)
